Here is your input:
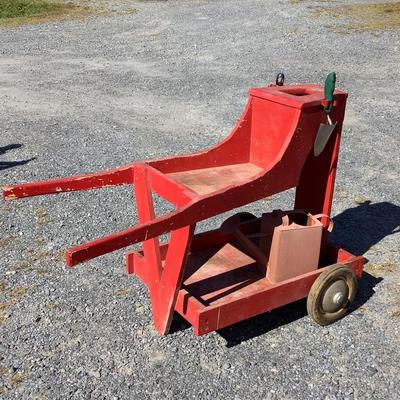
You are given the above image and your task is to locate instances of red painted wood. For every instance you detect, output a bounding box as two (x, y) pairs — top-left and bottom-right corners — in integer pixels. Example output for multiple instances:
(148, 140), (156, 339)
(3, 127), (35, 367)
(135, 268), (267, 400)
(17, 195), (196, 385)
(294, 94), (347, 216)
(250, 84), (334, 110)
(128, 217), (364, 335)
(2, 165), (134, 200)
(167, 163), (263, 196)
(195, 271), (326, 335)
(153, 224), (195, 335)
(147, 166), (197, 206)
(125, 251), (136, 276)
(175, 250), (364, 335)
(174, 289), (204, 333)
(127, 251), (149, 284)
(249, 97), (299, 168)
(134, 164), (162, 287)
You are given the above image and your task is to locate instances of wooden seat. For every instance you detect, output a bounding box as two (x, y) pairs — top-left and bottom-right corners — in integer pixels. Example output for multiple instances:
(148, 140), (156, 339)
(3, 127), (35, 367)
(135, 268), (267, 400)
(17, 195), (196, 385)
(167, 163), (263, 196)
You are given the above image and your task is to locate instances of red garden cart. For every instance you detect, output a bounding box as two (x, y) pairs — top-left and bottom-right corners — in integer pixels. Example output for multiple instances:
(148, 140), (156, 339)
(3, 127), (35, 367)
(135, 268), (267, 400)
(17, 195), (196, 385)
(3, 74), (365, 336)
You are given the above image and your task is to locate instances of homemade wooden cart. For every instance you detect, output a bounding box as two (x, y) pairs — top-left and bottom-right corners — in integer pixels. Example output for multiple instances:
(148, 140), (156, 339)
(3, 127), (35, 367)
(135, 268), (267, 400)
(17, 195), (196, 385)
(3, 76), (365, 336)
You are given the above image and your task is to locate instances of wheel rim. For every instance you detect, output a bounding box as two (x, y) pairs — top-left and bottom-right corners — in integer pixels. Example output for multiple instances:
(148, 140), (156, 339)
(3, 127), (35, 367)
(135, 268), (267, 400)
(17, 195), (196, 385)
(321, 278), (349, 313)
(307, 264), (358, 326)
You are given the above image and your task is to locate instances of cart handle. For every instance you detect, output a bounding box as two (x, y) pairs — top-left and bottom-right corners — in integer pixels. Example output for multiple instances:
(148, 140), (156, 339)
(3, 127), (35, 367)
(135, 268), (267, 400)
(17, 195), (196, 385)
(2, 165), (134, 200)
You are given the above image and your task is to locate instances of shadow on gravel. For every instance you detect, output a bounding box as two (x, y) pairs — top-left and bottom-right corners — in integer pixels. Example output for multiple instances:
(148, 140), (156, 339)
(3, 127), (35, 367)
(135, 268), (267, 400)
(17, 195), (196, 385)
(350, 271), (382, 311)
(0, 143), (36, 171)
(170, 301), (309, 341)
(218, 299), (307, 347)
(330, 201), (400, 256)
(0, 143), (22, 154)
(170, 314), (192, 334)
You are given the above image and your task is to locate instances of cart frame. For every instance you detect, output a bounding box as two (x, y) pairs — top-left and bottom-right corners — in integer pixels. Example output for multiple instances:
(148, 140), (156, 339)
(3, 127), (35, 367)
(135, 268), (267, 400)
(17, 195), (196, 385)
(3, 83), (363, 335)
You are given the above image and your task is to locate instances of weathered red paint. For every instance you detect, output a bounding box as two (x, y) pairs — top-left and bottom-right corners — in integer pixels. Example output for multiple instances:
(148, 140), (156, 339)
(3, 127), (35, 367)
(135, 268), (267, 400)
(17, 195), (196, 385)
(3, 83), (363, 335)
(127, 221), (364, 335)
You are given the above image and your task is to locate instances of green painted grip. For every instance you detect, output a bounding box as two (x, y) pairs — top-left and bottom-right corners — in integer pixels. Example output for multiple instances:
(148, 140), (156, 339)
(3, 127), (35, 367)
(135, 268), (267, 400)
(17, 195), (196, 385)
(324, 72), (336, 114)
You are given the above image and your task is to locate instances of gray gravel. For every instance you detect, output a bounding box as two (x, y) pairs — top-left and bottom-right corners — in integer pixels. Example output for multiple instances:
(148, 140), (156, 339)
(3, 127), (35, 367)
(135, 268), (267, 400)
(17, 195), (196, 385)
(1, 0), (399, 399)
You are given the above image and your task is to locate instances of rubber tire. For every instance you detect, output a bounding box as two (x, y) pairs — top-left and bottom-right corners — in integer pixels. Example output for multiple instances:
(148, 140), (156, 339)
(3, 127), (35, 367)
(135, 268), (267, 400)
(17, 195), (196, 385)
(307, 264), (357, 326)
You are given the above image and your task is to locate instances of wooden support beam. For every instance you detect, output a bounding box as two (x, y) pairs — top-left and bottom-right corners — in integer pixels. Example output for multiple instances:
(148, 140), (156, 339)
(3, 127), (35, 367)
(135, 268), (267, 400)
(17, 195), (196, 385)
(147, 166), (198, 207)
(153, 224), (195, 335)
(134, 164), (162, 285)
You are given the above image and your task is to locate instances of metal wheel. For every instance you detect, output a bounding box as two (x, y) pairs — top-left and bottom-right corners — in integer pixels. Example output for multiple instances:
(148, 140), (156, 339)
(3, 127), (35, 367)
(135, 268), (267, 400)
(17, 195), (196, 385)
(307, 264), (357, 326)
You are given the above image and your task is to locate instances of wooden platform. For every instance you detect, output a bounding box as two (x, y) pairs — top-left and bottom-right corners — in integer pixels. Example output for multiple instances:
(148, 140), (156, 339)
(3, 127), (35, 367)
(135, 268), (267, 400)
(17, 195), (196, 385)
(175, 242), (363, 335)
(167, 163), (263, 195)
(126, 222), (364, 336)
(182, 243), (266, 306)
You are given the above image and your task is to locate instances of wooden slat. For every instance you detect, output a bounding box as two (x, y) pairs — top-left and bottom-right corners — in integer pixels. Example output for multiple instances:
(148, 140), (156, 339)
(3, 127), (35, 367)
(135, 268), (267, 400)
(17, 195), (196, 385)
(153, 224), (195, 335)
(167, 163), (263, 195)
(147, 165), (198, 206)
(134, 164), (162, 284)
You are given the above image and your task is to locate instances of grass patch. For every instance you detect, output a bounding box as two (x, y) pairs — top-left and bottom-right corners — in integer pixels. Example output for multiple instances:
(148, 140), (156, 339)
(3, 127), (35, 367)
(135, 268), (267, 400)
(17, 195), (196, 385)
(34, 208), (49, 225)
(0, 0), (90, 26)
(0, 234), (17, 248)
(45, 302), (58, 310)
(10, 372), (25, 386)
(365, 260), (397, 275)
(115, 288), (132, 297)
(9, 287), (31, 298)
(314, 2), (400, 33)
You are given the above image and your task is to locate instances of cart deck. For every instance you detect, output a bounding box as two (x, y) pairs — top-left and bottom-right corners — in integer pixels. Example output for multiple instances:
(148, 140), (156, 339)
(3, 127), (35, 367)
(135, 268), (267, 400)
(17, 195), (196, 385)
(128, 216), (364, 335)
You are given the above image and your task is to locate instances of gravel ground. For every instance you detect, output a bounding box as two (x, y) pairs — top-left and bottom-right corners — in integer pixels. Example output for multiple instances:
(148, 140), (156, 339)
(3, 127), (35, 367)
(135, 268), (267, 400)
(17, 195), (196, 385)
(1, 0), (399, 399)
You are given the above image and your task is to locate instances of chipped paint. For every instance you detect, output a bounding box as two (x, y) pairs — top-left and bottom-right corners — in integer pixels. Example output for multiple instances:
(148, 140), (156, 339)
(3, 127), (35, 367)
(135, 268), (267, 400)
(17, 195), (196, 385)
(4, 193), (17, 200)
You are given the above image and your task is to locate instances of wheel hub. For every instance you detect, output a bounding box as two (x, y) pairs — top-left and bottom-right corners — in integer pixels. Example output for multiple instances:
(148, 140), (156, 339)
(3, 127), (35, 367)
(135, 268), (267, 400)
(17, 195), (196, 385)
(321, 279), (348, 313)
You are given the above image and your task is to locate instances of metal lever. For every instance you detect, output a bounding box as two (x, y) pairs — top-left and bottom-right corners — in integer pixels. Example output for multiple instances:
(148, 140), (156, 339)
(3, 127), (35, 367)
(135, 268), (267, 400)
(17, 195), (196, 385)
(276, 73), (285, 86)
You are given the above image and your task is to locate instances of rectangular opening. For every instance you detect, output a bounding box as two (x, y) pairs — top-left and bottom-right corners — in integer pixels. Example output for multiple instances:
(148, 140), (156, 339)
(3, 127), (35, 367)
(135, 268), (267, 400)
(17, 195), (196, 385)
(279, 88), (313, 96)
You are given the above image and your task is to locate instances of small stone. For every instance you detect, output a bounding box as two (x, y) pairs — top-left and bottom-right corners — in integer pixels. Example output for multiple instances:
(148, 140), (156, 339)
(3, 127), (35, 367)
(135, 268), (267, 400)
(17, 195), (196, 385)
(366, 366), (378, 377)
(88, 370), (101, 378)
(353, 197), (370, 205)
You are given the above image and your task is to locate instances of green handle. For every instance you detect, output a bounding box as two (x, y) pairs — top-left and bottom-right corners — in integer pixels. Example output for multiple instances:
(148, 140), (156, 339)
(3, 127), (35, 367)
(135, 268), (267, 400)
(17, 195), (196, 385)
(324, 72), (336, 114)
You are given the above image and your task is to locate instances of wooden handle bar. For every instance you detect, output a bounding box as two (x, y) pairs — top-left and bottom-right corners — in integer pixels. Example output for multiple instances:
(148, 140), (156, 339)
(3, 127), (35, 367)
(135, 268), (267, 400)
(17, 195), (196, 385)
(65, 209), (192, 267)
(2, 165), (135, 200)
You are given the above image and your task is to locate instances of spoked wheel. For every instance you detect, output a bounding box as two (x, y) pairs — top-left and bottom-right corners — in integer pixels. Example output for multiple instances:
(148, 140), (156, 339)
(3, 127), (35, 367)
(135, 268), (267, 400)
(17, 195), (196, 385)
(307, 264), (357, 326)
